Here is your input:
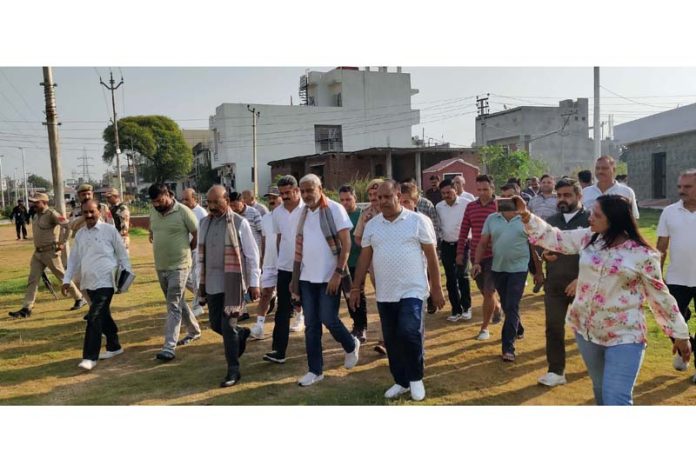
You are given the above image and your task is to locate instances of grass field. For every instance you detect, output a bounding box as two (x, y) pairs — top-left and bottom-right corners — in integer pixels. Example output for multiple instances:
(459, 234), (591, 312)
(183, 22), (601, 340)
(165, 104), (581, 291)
(1, 209), (695, 405)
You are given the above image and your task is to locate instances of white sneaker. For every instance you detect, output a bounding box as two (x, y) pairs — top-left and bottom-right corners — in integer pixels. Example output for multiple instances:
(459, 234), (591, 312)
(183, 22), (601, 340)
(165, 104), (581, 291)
(344, 336), (360, 369)
(446, 313), (464, 322)
(409, 380), (426, 401)
(475, 329), (490, 341)
(250, 323), (265, 340)
(99, 348), (124, 360)
(290, 313), (305, 332)
(384, 384), (410, 399)
(673, 355), (688, 372)
(537, 372), (567, 387)
(191, 305), (204, 317)
(461, 309), (472, 321)
(78, 359), (97, 371)
(298, 372), (324, 387)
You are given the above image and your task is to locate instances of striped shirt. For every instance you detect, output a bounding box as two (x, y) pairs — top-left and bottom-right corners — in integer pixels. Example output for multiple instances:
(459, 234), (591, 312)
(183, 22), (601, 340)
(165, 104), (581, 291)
(241, 204), (264, 250)
(457, 198), (498, 261)
(416, 197), (442, 240)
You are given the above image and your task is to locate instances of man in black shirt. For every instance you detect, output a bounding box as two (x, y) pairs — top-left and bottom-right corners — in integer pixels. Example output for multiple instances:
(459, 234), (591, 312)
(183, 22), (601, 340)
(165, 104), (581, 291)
(424, 175), (443, 206)
(11, 199), (29, 240)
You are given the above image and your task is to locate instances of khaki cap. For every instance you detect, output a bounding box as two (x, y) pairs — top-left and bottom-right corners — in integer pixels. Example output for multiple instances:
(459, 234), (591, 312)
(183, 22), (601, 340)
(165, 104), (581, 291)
(77, 184), (93, 193)
(29, 193), (49, 203)
(105, 187), (120, 197)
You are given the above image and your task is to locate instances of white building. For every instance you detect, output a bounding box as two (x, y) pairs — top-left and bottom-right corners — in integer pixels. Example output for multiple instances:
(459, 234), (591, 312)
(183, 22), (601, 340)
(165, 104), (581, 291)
(210, 66), (420, 193)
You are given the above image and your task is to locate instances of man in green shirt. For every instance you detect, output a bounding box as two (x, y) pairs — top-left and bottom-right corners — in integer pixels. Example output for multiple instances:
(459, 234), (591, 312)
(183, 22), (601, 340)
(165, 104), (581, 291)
(339, 184), (367, 342)
(472, 183), (543, 362)
(148, 184), (201, 361)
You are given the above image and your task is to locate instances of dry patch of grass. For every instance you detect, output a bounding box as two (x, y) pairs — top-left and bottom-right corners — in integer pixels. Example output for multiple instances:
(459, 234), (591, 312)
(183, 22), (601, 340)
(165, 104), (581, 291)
(0, 218), (694, 405)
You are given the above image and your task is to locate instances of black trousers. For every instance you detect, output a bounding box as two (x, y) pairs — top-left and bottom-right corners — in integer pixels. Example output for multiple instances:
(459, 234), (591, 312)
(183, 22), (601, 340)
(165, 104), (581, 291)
(271, 269), (293, 357)
(344, 266), (367, 331)
(83, 288), (120, 361)
(208, 292), (242, 377)
(440, 241), (471, 313)
(544, 283), (574, 375)
(15, 221), (27, 239)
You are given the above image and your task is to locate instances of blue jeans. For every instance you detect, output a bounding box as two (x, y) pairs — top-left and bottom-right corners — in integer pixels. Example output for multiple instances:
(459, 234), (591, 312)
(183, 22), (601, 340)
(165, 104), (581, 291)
(300, 281), (356, 375)
(575, 334), (646, 406)
(377, 298), (425, 388)
(492, 271), (527, 355)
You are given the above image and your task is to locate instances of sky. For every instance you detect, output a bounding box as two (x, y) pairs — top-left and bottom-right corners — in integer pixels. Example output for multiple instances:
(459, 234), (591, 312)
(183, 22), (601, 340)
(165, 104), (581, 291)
(3, 66), (696, 183)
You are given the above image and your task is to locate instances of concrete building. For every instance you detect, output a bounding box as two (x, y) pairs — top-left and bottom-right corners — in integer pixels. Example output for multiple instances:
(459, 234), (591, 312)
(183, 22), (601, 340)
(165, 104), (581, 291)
(210, 67), (420, 194)
(267, 146), (480, 191)
(615, 103), (696, 204)
(475, 98), (596, 176)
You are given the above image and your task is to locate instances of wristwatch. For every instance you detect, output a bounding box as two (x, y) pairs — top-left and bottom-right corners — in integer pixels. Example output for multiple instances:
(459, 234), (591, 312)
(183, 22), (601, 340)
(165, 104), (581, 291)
(335, 267), (344, 275)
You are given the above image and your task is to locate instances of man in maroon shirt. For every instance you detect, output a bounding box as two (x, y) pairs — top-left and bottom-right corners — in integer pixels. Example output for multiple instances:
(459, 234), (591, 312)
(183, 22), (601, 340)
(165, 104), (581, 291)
(456, 175), (502, 340)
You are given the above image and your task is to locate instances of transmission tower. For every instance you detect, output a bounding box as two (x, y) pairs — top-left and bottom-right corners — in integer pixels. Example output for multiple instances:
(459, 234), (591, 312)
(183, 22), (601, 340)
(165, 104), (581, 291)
(77, 148), (94, 183)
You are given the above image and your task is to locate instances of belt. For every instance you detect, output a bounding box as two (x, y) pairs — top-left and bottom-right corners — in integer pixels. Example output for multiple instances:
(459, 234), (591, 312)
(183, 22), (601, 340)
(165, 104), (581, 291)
(442, 241), (458, 245)
(35, 243), (58, 253)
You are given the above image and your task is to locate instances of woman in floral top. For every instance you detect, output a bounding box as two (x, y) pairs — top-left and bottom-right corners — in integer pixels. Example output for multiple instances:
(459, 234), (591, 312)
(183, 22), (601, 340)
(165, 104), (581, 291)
(514, 194), (691, 405)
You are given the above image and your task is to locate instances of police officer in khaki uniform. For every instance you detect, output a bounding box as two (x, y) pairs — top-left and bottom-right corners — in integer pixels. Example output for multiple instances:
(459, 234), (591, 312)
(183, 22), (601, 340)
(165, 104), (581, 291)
(105, 187), (130, 250)
(8, 193), (87, 319)
(69, 183), (113, 236)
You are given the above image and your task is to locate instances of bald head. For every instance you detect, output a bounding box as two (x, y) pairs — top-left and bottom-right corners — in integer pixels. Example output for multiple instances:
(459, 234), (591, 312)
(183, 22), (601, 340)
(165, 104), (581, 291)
(206, 185), (228, 217)
(181, 188), (198, 210)
(241, 189), (256, 206)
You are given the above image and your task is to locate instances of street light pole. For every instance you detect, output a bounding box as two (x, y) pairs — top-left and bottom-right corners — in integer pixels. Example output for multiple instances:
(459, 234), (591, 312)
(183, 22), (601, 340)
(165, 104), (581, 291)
(0, 154), (5, 209)
(19, 147), (28, 208)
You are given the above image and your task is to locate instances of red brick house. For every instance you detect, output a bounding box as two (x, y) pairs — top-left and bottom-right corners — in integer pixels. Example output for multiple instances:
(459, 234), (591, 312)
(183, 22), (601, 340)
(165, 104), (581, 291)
(267, 146), (481, 191)
(422, 158), (480, 195)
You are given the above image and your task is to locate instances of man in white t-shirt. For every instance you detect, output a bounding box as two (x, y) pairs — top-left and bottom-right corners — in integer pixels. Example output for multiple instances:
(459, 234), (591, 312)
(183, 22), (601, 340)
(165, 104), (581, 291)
(582, 155), (639, 219)
(263, 175), (306, 365)
(350, 181), (445, 402)
(250, 187), (282, 340)
(181, 188), (208, 316)
(292, 174), (359, 387)
(656, 169), (696, 372)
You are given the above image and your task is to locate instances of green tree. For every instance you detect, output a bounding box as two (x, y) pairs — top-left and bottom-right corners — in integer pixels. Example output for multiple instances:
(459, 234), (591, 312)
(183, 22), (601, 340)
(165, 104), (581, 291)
(27, 174), (52, 189)
(479, 145), (548, 189)
(102, 115), (192, 183)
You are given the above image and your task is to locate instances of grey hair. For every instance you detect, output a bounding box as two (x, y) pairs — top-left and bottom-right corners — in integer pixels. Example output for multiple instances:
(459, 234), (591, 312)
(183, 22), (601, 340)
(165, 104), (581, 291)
(299, 173), (322, 187)
(679, 168), (696, 178)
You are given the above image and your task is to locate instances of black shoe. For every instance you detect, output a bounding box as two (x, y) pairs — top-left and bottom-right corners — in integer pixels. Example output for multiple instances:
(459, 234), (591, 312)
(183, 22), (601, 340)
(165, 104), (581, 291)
(8, 307), (31, 319)
(70, 299), (87, 311)
(177, 334), (201, 346)
(266, 295), (277, 315)
(220, 373), (241, 388)
(238, 327), (251, 357)
(238, 312), (250, 322)
(156, 350), (176, 362)
(492, 310), (502, 325)
(374, 341), (387, 355)
(263, 351), (286, 364)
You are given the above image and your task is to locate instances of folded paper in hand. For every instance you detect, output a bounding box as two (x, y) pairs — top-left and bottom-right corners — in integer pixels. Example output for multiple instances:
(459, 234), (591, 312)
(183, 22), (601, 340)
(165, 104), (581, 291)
(116, 269), (136, 294)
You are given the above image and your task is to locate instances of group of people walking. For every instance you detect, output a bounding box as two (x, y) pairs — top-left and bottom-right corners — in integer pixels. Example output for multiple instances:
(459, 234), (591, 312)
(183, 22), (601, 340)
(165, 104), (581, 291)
(7, 154), (696, 405)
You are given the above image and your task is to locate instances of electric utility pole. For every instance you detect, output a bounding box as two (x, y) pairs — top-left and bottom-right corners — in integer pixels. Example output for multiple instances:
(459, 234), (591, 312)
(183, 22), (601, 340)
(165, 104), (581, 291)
(0, 154), (5, 209)
(41, 67), (66, 215)
(594, 67), (601, 159)
(246, 105), (260, 195)
(100, 71), (124, 196)
(476, 94), (490, 146)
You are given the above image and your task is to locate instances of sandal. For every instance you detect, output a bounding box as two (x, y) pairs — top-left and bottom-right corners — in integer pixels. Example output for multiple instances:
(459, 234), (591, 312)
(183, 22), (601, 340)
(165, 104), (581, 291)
(502, 352), (516, 362)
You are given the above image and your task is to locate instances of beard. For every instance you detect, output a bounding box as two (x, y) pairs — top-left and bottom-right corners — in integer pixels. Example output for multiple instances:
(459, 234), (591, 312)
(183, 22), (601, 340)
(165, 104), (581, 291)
(557, 201), (578, 214)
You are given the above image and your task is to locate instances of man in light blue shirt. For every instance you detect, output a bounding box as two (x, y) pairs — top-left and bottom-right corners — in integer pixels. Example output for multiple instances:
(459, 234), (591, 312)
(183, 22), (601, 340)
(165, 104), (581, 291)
(472, 184), (543, 361)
